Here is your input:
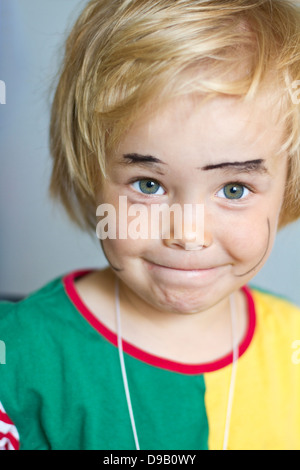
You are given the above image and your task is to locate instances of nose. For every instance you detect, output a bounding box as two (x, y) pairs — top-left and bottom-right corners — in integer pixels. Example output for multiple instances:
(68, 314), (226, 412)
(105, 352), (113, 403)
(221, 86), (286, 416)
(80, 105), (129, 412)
(162, 204), (212, 251)
(167, 233), (205, 251)
(163, 228), (212, 250)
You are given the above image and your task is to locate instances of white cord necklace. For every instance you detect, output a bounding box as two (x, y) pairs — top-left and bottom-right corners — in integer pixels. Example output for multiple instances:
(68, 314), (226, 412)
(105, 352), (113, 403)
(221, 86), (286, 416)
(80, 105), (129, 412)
(115, 278), (239, 451)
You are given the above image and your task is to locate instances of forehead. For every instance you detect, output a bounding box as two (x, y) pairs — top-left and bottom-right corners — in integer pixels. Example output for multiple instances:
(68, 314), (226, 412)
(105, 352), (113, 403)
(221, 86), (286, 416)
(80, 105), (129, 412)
(115, 93), (286, 171)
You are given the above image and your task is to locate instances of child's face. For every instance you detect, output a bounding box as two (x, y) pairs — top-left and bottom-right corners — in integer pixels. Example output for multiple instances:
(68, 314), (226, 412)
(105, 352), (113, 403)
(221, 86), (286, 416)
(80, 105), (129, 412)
(97, 93), (288, 314)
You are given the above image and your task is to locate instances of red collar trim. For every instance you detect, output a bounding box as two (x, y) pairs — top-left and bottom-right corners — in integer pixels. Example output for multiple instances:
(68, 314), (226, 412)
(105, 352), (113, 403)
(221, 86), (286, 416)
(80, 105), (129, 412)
(63, 269), (256, 375)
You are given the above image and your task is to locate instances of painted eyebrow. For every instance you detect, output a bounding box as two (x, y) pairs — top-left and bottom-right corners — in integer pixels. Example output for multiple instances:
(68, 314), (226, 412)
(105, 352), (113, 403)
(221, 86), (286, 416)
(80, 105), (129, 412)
(200, 159), (269, 174)
(121, 153), (167, 174)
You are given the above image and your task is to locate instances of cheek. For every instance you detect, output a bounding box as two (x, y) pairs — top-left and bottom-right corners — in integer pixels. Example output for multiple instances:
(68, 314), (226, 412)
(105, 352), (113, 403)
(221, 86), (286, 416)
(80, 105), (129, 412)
(97, 191), (161, 270)
(219, 213), (274, 264)
(100, 229), (151, 267)
(101, 237), (138, 259)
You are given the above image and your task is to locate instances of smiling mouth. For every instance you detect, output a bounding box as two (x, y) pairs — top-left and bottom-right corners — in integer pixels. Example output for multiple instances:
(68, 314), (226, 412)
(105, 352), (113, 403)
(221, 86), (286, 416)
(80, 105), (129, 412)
(144, 260), (217, 272)
(143, 260), (223, 284)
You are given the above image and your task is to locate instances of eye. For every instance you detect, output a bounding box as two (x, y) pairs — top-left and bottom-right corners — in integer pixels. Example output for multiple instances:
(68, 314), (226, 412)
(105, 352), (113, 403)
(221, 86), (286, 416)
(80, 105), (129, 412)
(131, 179), (165, 195)
(217, 183), (250, 200)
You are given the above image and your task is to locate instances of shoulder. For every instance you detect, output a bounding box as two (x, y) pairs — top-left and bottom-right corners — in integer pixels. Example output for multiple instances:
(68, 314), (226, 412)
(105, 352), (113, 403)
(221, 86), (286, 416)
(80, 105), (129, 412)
(0, 268), (114, 363)
(0, 275), (69, 377)
(0, 274), (69, 337)
(249, 285), (300, 315)
(0, 271), (105, 378)
(0, 277), (67, 451)
(248, 285), (300, 336)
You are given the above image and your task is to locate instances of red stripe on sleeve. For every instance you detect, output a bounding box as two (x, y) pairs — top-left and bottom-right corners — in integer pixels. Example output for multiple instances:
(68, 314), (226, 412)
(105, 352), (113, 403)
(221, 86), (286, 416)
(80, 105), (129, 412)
(0, 410), (14, 425)
(0, 402), (20, 450)
(0, 431), (20, 450)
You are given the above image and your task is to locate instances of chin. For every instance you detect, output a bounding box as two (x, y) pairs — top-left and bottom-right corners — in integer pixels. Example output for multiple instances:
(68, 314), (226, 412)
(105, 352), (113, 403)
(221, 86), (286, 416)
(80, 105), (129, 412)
(148, 287), (218, 315)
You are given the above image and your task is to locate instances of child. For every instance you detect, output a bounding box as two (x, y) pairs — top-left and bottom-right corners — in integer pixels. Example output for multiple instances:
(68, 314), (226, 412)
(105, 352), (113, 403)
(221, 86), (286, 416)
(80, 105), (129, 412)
(1, 0), (300, 451)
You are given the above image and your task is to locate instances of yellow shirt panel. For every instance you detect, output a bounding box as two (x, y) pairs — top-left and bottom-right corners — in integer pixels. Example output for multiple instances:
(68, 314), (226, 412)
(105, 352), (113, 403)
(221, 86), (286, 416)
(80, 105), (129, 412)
(204, 289), (300, 450)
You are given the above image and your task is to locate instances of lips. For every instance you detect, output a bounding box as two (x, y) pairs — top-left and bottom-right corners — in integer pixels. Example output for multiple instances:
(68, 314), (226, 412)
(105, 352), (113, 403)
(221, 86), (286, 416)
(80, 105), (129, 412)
(142, 259), (224, 286)
(144, 259), (216, 271)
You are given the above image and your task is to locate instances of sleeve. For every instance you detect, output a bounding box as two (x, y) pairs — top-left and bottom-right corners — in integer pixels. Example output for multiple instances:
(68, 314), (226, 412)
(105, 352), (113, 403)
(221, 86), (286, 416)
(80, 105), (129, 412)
(0, 401), (20, 450)
(0, 302), (20, 450)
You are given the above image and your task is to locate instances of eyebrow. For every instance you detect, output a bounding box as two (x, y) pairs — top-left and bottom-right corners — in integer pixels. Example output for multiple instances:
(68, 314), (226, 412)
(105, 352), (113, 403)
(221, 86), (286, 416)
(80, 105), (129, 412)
(121, 153), (167, 174)
(200, 159), (269, 174)
(120, 154), (269, 176)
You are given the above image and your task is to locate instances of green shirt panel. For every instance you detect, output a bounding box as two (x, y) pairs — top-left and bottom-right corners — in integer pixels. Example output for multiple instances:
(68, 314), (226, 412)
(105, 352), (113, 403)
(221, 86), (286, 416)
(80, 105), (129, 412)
(0, 276), (208, 450)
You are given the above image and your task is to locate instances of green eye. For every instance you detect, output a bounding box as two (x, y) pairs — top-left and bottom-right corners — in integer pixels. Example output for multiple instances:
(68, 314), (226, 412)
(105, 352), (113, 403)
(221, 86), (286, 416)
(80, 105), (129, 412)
(132, 179), (165, 195)
(218, 183), (249, 200)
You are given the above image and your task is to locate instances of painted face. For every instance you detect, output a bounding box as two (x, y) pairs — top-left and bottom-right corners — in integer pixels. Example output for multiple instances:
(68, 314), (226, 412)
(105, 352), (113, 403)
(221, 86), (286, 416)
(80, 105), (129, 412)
(97, 94), (288, 315)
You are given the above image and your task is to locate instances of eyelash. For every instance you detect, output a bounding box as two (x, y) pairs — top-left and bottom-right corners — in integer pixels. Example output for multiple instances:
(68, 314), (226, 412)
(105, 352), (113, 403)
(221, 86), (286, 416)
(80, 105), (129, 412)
(215, 181), (254, 201)
(129, 178), (166, 197)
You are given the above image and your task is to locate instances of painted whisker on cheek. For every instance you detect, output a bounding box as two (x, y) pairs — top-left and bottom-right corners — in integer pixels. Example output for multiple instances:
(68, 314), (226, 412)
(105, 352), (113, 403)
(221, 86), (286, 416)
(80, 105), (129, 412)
(234, 219), (271, 278)
(100, 241), (124, 272)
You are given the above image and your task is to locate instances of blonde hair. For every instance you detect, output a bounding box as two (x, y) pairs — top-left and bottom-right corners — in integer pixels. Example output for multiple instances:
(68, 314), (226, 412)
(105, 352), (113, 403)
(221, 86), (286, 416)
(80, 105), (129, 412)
(49, 0), (300, 231)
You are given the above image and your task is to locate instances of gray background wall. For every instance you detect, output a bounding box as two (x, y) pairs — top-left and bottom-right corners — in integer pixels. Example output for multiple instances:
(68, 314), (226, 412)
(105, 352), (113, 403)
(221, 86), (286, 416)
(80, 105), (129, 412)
(0, 0), (299, 306)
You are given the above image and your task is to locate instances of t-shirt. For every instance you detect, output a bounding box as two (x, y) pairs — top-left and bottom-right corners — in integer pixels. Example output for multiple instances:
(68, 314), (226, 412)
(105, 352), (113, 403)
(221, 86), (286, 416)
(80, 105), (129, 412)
(0, 269), (300, 450)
